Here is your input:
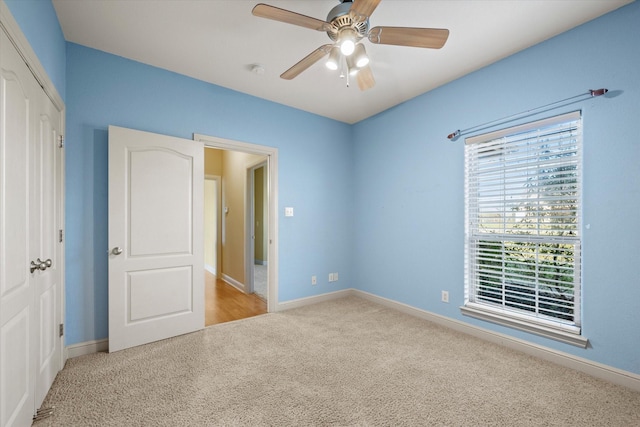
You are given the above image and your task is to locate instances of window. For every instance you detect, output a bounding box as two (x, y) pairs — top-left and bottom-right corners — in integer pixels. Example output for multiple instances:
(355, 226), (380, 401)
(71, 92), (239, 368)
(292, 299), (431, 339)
(462, 111), (587, 347)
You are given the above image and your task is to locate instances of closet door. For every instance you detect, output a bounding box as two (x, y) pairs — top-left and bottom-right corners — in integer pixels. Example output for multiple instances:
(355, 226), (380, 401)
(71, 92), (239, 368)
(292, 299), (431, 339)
(33, 90), (63, 408)
(0, 29), (37, 427)
(0, 27), (63, 426)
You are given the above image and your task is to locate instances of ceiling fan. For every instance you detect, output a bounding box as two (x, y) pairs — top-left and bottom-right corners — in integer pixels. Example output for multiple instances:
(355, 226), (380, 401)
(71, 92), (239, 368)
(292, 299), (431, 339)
(252, 0), (449, 91)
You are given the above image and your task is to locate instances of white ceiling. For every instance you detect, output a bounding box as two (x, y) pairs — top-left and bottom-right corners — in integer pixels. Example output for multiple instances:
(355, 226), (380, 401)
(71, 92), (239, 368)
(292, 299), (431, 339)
(52, 0), (632, 124)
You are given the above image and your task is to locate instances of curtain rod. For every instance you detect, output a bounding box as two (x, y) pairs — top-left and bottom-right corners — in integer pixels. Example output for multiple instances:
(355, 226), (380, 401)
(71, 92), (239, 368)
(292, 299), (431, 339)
(447, 88), (608, 141)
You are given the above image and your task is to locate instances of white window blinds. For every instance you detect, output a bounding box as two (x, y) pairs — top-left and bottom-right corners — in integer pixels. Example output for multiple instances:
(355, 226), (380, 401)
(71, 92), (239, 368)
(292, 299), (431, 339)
(464, 111), (582, 333)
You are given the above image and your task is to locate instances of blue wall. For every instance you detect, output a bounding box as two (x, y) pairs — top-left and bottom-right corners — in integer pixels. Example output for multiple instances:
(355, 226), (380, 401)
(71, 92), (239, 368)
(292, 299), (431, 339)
(352, 2), (640, 375)
(7, 0), (639, 375)
(4, 0), (65, 99)
(64, 44), (354, 345)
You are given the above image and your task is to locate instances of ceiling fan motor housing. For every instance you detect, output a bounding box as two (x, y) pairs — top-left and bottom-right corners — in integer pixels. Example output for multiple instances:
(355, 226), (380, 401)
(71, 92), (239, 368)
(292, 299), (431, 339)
(326, 1), (369, 42)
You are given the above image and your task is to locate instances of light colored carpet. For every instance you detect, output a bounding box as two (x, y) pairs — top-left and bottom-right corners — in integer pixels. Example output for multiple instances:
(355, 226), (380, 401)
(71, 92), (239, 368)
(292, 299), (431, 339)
(34, 296), (639, 426)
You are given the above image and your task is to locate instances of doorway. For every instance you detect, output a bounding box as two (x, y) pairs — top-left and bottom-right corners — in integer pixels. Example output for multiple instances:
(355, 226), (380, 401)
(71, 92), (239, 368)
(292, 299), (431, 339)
(204, 175), (221, 276)
(107, 127), (277, 352)
(201, 139), (276, 325)
(247, 160), (268, 301)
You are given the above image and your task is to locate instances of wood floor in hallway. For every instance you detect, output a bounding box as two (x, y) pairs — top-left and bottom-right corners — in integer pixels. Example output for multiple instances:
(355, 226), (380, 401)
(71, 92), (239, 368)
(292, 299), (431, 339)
(205, 271), (267, 326)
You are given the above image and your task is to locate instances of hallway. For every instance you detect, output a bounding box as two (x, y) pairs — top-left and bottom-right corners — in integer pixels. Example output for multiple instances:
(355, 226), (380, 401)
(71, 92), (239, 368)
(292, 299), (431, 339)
(205, 271), (267, 326)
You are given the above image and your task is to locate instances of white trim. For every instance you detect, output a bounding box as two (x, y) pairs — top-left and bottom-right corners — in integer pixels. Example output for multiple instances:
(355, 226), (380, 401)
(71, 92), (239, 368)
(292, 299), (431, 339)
(275, 289), (356, 312)
(204, 175), (221, 277)
(0, 0), (64, 110)
(352, 290), (640, 393)
(57, 111), (66, 369)
(221, 273), (245, 293)
(194, 133), (278, 313)
(245, 159), (267, 295)
(461, 303), (588, 348)
(66, 339), (109, 359)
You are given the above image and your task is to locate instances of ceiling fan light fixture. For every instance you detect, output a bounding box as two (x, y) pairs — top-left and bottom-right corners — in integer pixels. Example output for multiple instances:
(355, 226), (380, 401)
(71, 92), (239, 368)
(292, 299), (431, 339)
(346, 54), (359, 76)
(338, 28), (357, 56)
(341, 39), (355, 56)
(325, 46), (341, 70)
(353, 43), (369, 68)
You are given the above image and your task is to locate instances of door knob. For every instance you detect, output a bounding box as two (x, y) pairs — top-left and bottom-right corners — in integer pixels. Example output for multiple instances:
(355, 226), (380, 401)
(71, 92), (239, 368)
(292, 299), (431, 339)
(36, 258), (48, 271)
(44, 258), (52, 268)
(111, 247), (123, 255)
(30, 259), (47, 273)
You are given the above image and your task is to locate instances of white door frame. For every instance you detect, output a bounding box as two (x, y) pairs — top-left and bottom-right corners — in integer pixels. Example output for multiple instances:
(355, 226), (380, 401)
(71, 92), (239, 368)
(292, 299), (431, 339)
(194, 134), (278, 313)
(245, 159), (267, 296)
(33, 84), (64, 409)
(0, 2), (64, 112)
(204, 175), (222, 276)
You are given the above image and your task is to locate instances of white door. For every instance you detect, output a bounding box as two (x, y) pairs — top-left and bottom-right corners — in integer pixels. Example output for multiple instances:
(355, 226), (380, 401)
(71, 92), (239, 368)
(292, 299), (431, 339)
(108, 126), (204, 352)
(0, 28), (36, 427)
(1, 20), (64, 427)
(33, 91), (63, 408)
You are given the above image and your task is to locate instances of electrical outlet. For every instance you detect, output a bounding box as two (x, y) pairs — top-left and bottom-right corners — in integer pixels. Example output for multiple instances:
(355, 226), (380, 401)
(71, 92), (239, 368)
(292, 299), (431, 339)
(441, 290), (449, 303)
(328, 273), (334, 282)
(311, 275), (317, 285)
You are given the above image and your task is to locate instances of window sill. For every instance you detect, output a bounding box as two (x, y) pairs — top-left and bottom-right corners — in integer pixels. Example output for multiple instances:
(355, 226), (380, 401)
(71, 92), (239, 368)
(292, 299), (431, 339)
(460, 303), (589, 348)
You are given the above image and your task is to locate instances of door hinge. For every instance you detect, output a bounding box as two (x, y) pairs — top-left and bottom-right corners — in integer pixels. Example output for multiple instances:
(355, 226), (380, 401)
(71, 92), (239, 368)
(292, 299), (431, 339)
(58, 134), (64, 148)
(33, 407), (54, 422)
(59, 229), (63, 243)
(59, 323), (64, 337)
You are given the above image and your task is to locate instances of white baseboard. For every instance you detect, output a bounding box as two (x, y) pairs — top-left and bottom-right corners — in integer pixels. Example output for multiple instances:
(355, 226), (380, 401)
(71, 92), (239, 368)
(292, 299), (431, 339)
(66, 338), (109, 358)
(205, 264), (216, 275)
(275, 289), (356, 312)
(221, 273), (245, 292)
(352, 290), (640, 393)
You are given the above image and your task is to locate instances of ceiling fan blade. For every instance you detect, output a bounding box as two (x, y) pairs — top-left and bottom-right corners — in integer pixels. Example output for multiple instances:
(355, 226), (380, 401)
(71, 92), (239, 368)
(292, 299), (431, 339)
(356, 65), (375, 91)
(281, 45), (333, 80)
(369, 27), (449, 49)
(350, 0), (382, 22)
(252, 3), (331, 32)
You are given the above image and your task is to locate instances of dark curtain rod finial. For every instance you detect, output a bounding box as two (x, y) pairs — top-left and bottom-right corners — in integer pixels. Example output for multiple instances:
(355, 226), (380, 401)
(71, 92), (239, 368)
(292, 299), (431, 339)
(446, 88), (609, 140)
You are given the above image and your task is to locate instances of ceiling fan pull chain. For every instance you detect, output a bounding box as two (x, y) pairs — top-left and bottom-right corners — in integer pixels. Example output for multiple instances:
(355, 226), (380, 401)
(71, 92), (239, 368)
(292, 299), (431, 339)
(342, 58), (351, 87)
